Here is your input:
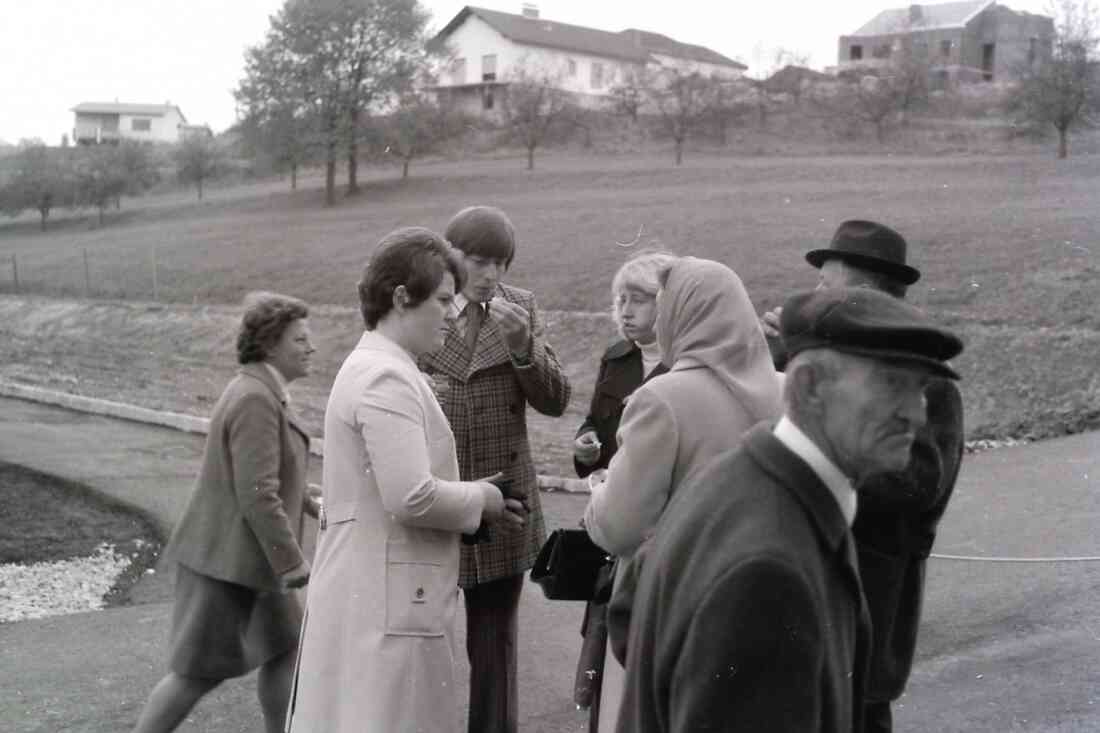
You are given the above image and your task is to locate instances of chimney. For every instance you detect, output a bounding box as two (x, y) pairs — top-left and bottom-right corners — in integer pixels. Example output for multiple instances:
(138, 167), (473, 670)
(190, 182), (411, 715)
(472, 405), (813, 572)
(909, 4), (923, 24)
(521, 3), (538, 18)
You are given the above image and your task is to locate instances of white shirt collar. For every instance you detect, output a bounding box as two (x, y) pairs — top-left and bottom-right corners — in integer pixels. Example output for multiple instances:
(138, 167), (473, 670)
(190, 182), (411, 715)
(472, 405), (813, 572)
(773, 415), (857, 526)
(263, 362), (291, 405)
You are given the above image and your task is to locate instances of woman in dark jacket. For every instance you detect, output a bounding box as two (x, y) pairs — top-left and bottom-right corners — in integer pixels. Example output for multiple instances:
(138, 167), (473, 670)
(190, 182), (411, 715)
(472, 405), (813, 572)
(132, 292), (319, 733)
(572, 250), (675, 731)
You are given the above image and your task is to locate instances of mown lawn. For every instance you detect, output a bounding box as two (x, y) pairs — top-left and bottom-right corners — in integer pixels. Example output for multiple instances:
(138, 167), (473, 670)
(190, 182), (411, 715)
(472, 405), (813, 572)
(1, 151), (1099, 469)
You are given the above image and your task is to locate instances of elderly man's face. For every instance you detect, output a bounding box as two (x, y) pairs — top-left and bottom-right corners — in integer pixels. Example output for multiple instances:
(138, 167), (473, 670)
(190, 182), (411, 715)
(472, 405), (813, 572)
(821, 354), (929, 481)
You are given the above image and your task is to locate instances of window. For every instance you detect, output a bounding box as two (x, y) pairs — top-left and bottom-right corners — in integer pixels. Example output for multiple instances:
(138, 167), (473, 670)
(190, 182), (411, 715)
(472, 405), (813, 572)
(1028, 37), (1038, 66)
(452, 57), (467, 84)
(591, 62), (604, 89)
(981, 43), (995, 81)
(872, 43), (892, 59)
(131, 118), (151, 132)
(850, 44), (863, 61)
(940, 39), (952, 58)
(483, 87), (494, 110)
(567, 58), (577, 76)
(482, 54), (497, 82)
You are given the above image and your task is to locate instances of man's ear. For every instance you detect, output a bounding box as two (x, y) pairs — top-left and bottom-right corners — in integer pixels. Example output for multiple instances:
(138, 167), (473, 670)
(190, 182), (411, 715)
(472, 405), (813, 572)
(789, 359), (827, 415)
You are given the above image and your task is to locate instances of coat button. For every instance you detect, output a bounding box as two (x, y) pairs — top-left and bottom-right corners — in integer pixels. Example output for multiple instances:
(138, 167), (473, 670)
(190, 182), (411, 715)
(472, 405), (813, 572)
(415, 587), (425, 599)
(510, 451), (518, 462)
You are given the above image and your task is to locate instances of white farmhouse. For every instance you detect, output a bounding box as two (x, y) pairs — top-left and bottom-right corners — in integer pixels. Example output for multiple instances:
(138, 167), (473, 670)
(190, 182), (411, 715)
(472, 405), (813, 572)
(431, 4), (746, 115)
(72, 102), (188, 145)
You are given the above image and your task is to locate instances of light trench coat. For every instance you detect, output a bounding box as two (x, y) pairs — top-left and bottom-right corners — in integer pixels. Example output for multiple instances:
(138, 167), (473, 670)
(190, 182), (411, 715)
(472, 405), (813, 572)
(287, 330), (486, 733)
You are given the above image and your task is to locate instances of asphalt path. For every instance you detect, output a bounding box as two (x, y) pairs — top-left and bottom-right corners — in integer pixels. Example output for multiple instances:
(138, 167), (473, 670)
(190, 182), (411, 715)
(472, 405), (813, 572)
(1, 395), (1099, 732)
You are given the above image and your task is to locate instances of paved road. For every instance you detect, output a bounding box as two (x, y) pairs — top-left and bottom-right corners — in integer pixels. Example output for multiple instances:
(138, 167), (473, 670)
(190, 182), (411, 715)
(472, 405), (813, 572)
(1, 395), (1099, 732)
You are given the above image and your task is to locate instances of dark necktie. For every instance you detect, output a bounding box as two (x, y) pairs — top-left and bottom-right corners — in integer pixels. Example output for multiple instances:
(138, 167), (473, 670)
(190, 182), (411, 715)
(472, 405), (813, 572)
(465, 302), (484, 352)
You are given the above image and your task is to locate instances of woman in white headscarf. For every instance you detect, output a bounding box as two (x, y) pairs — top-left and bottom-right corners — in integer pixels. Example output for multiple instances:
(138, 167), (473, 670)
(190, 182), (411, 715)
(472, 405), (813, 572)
(583, 256), (783, 733)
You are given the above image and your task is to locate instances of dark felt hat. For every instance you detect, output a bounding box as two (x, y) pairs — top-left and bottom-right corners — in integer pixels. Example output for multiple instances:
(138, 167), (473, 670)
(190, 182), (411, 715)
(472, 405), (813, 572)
(805, 220), (921, 285)
(780, 287), (963, 379)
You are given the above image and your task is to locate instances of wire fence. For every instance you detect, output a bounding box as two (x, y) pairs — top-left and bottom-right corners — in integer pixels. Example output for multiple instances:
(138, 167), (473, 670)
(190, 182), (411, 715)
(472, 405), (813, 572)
(0, 247), (168, 302)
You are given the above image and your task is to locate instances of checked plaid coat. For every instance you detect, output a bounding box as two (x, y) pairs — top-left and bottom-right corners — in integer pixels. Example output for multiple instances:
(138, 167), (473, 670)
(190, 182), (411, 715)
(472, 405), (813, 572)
(420, 282), (571, 587)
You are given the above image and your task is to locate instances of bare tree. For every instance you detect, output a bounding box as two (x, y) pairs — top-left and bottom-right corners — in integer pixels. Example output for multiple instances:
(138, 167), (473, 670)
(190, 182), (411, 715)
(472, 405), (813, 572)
(644, 64), (719, 165)
(173, 134), (227, 201)
(501, 65), (573, 170)
(384, 91), (465, 177)
(1, 143), (69, 230)
(607, 69), (646, 122)
(1006, 0), (1099, 158)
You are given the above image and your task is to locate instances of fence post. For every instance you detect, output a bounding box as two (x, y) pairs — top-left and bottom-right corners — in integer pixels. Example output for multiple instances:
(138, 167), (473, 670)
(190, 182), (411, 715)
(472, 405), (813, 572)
(11, 254), (18, 294)
(83, 249), (91, 299)
(151, 246), (158, 302)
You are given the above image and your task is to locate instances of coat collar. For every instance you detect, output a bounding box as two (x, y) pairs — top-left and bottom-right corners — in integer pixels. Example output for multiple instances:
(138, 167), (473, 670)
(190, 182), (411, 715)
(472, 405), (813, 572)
(238, 362), (310, 442)
(425, 288), (514, 381)
(603, 338), (637, 361)
(743, 423), (851, 555)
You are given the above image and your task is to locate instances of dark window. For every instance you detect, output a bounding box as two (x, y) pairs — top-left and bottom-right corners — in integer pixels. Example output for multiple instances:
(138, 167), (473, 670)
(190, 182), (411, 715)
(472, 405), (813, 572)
(131, 118), (151, 132)
(591, 62), (604, 89)
(850, 44), (863, 61)
(482, 54), (497, 82)
(1028, 37), (1038, 65)
(940, 39), (952, 58)
(483, 88), (494, 110)
(982, 43), (995, 81)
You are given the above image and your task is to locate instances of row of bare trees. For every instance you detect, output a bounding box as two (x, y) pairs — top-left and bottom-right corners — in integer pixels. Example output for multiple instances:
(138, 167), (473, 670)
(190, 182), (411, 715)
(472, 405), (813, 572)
(0, 137), (228, 229)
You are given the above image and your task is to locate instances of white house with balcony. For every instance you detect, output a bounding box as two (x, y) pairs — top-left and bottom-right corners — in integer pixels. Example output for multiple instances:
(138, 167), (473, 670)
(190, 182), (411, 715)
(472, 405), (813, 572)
(72, 102), (188, 145)
(430, 4), (747, 115)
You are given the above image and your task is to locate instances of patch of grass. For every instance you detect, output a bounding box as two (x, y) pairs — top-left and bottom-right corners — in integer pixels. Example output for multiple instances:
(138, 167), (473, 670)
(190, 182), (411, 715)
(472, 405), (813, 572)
(0, 462), (162, 606)
(1, 153), (1098, 334)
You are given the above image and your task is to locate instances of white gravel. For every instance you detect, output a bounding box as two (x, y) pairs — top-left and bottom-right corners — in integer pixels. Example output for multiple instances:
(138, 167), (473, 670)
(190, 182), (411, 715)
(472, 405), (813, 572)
(0, 543), (131, 623)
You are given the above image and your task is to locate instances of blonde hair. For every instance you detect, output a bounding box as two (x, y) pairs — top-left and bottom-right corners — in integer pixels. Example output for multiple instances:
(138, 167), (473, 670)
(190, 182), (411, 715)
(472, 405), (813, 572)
(610, 250), (678, 334)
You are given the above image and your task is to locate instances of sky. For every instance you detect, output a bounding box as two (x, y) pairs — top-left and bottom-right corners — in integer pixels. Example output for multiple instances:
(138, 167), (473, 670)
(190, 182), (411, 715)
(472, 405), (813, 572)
(1, 0), (1052, 144)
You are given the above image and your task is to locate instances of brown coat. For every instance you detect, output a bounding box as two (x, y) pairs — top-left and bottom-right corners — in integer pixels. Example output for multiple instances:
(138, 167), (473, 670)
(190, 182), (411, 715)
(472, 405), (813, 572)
(420, 283), (571, 587)
(166, 363), (310, 591)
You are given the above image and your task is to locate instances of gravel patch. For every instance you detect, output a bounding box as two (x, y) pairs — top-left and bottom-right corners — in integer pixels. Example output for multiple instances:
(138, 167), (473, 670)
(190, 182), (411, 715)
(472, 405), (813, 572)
(0, 543), (135, 623)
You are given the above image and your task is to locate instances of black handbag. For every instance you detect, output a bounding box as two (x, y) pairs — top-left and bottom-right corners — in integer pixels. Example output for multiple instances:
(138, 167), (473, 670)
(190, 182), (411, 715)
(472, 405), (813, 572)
(530, 529), (612, 601)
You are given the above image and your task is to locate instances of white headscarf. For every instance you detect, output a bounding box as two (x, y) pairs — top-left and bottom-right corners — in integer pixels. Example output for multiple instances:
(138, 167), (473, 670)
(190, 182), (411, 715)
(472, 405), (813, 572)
(656, 257), (782, 424)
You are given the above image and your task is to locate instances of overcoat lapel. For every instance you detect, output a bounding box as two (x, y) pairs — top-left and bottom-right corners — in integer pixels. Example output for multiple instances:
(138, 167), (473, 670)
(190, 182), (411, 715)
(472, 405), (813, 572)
(430, 325), (471, 382)
(468, 314), (511, 377)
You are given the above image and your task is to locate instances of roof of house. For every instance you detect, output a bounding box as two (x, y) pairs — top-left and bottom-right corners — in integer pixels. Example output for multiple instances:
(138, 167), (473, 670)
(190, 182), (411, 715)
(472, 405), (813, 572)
(437, 6), (745, 69)
(763, 64), (833, 93)
(72, 102), (187, 122)
(848, 0), (993, 36)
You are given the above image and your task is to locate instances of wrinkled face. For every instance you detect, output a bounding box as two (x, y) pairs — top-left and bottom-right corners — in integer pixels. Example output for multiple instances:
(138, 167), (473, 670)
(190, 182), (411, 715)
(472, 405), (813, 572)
(462, 254), (508, 303)
(405, 271), (456, 356)
(616, 287), (658, 344)
(266, 318), (314, 383)
(819, 354), (930, 482)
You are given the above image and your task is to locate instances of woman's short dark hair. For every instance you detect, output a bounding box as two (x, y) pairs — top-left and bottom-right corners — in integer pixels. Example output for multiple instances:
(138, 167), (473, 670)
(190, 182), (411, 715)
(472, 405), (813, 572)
(358, 227), (466, 329)
(444, 205), (516, 267)
(237, 291), (309, 365)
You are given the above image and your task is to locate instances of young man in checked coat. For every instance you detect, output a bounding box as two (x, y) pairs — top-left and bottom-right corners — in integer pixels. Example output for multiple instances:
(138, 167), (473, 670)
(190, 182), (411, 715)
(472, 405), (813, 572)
(420, 206), (571, 733)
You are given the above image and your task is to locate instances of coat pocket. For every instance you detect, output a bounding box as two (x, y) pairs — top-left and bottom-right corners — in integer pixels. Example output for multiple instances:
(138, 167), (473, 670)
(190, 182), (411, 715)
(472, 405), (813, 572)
(384, 542), (447, 637)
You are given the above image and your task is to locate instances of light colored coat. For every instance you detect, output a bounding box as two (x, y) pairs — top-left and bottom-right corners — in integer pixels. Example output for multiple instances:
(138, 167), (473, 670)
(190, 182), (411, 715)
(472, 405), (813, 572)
(165, 363), (310, 590)
(287, 330), (487, 733)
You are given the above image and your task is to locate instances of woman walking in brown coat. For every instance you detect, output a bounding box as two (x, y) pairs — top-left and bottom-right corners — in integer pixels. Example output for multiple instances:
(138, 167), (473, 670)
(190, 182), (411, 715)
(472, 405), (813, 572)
(132, 292), (318, 733)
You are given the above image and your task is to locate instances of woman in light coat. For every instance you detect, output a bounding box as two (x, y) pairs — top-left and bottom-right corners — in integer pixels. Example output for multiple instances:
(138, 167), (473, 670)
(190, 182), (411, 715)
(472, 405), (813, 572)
(583, 256), (784, 733)
(287, 227), (526, 733)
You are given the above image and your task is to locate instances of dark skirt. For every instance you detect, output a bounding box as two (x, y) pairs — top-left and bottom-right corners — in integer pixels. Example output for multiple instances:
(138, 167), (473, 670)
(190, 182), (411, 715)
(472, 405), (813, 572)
(168, 563), (303, 680)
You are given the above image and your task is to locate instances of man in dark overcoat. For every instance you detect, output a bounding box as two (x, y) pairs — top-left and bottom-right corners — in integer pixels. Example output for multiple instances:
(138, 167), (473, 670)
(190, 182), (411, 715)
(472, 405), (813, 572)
(419, 205), (571, 733)
(615, 286), (964, 733)
(762, 220), (966, 732)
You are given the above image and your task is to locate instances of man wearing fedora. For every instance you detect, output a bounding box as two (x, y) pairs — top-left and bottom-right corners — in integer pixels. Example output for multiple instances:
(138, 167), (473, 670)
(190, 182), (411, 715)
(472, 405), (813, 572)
(761, 220), (966, 733)
(615, 286), (964, 733)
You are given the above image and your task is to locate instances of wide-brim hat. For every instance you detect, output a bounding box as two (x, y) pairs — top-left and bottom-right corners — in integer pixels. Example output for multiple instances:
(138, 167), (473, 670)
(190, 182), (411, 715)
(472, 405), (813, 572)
(780, 287), (963, 380)
(805, 220), (921, 286)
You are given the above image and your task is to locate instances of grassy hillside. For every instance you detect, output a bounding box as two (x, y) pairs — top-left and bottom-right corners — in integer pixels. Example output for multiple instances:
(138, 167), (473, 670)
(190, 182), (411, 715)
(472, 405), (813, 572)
(1, 152), (1097, 331)
(2, 151), (1099, 471)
